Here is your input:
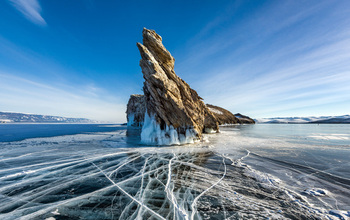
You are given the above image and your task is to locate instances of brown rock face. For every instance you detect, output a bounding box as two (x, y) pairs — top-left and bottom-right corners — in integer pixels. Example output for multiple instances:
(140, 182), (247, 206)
(207, 104), (240, 125)
(136, 28), (219, 144)
(126, 94), (145, 127)
(207, 104), (255, 125)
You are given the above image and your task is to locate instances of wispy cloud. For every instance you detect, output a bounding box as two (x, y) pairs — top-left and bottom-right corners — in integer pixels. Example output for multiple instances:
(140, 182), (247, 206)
(9, 0), (46, 26)
(176, 1), (350, 118)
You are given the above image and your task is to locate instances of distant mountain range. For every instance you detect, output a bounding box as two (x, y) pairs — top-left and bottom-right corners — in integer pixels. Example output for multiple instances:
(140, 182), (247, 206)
(255, 115), (350, 124)
(0, 112), (95, 123)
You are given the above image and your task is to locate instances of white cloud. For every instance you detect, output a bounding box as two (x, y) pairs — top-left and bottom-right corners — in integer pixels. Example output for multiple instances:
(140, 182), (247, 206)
(176, 1), (350, 118)
(9, 0), (46, 26)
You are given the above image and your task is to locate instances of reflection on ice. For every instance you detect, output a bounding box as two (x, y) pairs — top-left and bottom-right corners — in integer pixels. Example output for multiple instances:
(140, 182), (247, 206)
(0, 126), (350, 220)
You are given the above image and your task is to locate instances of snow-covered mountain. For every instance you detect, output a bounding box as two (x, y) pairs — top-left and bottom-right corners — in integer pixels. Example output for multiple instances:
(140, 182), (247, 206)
(0, 112), (95, 123)
(255, 115), (350, 124)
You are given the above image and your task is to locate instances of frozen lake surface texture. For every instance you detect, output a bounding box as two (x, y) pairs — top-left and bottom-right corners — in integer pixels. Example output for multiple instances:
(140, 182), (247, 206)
(0, 124), (349, 219)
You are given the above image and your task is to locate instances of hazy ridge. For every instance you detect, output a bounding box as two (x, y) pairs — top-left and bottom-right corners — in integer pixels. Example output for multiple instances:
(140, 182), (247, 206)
(255, 115), (350, 124)
(0, 111), (95, 123)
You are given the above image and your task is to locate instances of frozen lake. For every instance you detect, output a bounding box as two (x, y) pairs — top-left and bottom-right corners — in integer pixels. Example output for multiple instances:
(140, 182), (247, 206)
(0, 124), (349, 219)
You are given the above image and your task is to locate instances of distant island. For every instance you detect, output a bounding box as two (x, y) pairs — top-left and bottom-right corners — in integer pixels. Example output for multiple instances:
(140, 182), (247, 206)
(0, 111), (95, 123)
(255, 115), (350, 124)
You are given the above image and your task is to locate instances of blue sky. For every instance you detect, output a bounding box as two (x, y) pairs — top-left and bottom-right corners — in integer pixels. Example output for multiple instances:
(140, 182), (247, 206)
(1, 0), (350, 122)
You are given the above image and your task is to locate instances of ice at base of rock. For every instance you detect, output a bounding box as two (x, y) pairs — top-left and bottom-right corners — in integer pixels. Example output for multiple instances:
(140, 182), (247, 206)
(204, 128), (217, 134)
(141, 111), (198, 145)
(127, 113), (135, 127)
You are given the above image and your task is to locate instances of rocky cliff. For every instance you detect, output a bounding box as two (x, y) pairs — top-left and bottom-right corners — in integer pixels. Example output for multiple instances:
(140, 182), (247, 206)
(206, 105), (255, 125)
(127, 28), (254, 145)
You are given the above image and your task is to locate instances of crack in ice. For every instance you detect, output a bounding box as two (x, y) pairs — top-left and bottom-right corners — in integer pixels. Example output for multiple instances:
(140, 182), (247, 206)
(165, 153), (189, 220)
(90, 161), (166, 220)
(190, 155), (227, 220)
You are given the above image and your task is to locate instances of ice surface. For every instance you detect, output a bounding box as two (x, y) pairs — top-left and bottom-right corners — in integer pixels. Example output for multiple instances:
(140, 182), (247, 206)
(309, 133), (350, 140)
(303, 188), (328, 197)
(0, 124), (349, 219)
(329, 210), (350, 219)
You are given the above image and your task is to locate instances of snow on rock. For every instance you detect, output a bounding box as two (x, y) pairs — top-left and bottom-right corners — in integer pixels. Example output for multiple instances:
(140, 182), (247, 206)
(207, 105), (255, 125)
(208, 107), (223, 115)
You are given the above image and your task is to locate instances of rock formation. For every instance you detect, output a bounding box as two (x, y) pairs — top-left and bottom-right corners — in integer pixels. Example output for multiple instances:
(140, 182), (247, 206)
(206, 104), (240, 125)
(206, 104), (255, 125)
(234, 113), (255, 124)
(126, 94), (145, 127)
(127, 28), (218, 144)
(126, 28), (254, 145)
(207, 104), (255, 125)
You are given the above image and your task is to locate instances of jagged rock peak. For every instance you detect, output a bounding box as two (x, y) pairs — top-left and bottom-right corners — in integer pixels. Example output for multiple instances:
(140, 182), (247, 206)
(135, 28), (219, 145)
(141, 28), (175, 69)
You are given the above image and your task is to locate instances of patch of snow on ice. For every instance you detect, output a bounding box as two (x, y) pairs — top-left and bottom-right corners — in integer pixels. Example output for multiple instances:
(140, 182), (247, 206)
(2, 170), (36, 180)
(51, 209), (60, 215)
(244, 167), (281, 188)
(329, 210), (350, 219)
(303, 188), (328, 197)
(308, 134), (350, 140)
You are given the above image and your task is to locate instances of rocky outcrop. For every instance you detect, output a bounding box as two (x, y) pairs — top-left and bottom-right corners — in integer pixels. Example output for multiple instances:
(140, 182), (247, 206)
(206, 104), (240, 125)
(126, 94), (145, 127)
(206, 104), (255, 124)
(133, 28), (219, 144)
(126, 28), (255, 145)
(234, 113), (255, 124)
